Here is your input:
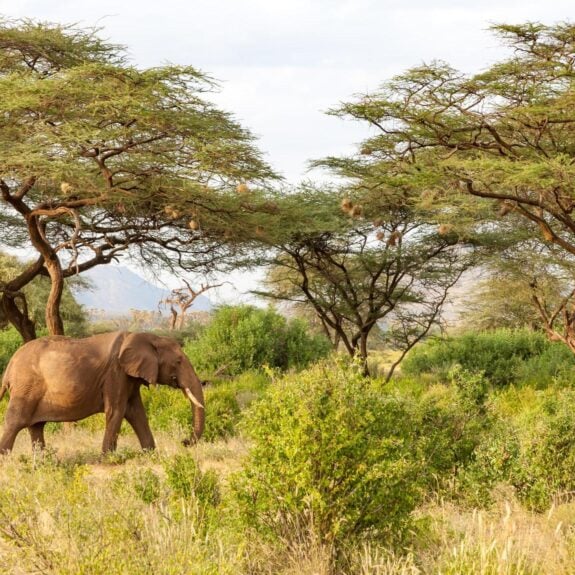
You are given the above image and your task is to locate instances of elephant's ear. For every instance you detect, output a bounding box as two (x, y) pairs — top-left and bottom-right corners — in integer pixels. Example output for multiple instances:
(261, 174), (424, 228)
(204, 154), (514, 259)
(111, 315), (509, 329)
(118, 333), (159, 385)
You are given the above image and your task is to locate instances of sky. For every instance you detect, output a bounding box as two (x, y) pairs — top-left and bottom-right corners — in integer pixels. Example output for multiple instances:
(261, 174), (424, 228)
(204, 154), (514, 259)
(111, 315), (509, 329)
(1, 0), (574, 302)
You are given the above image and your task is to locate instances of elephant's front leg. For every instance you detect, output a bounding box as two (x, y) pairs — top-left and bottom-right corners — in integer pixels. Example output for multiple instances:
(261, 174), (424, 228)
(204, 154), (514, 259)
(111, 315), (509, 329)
(28, 422), (46, 450)
(102, 405), (126, 453)
(125, 392), (156, 451)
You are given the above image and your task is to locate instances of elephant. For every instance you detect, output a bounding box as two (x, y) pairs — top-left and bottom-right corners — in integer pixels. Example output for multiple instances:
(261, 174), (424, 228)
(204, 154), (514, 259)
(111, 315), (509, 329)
(0, 331), (205, 453)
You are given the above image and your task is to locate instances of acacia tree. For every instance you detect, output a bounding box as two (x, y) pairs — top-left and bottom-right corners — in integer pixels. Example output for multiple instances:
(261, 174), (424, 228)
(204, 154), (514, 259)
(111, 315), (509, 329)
(322, 22), (575, 351)
(257, 187), (472, 377)
(0, 20), (275, 341)
(461, 238), (575, 332)
(160, 280), (222, 330)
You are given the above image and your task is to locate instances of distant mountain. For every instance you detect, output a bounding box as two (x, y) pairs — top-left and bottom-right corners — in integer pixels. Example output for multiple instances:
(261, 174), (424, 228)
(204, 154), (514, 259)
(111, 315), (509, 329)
(74, 266), (212, 314)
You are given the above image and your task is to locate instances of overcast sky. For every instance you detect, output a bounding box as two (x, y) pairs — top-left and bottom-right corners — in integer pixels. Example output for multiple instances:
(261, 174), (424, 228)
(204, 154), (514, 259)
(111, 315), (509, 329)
(2, 1), (574, 300)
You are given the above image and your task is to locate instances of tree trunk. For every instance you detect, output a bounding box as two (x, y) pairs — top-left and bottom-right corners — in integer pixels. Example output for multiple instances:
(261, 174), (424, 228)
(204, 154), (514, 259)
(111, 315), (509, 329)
(26, 216), (65, 336)
(1, 294), (36, 342)
(358, 333), (370, 377)
(169, 307), (178, 330)
(43, 256), (65, 336)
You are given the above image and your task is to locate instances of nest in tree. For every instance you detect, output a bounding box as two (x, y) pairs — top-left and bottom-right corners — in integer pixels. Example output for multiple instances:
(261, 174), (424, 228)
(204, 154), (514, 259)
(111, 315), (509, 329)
(351, 204), (363, 218)
(237, 183), (249, 194)
(387, 231), (402, 246)
(188, 219), (200, 231)
(341, 198), (353, 213)
(376, 231), (385, 241)
(164, 205), (180, 219)
(60, 182), (74, 194)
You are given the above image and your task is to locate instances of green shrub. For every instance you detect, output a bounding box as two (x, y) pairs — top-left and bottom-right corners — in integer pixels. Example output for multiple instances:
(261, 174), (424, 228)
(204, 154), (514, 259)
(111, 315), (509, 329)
(141, 386), (192, 432)
(0, 327), (23, 374)
(459, 388), (575, 510)
(458, 420), (522, 506)
(131, 468), (162, 504)
(403, 329), (574, 387)
(234, 361), (432, 549)
(184, 305), (331, 376)
(202, 387), (241, 442)
(164, 454), (220, 508)
(511, 390), (575, 510)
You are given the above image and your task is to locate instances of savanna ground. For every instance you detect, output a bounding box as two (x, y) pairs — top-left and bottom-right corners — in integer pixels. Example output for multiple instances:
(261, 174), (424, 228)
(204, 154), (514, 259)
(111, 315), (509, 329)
(3, 327), (575, 574)
(2, 427), (575, 575)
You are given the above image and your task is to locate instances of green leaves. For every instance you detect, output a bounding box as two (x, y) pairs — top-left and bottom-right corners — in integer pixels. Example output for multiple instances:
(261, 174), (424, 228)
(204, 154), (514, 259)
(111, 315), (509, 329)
(233, 361), (424, 546)
(184, 305), (331, 376)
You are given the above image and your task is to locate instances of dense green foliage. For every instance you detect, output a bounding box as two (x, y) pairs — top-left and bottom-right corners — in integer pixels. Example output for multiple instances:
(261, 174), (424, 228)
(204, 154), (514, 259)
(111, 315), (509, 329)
(184, 305), (331, 376)
(163, 454), (220, 509)
(140, 370), (269, 442)
(0, 327), (22, 375)
(462, 387), (575, 511)
(233, 361), (485, 549)
(234, 361), (422, 547)
(403, 329), (575, 387)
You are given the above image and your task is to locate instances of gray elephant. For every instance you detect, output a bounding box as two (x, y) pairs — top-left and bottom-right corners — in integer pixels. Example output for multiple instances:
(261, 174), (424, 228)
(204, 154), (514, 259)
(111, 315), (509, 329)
(0, 331), (205, 453)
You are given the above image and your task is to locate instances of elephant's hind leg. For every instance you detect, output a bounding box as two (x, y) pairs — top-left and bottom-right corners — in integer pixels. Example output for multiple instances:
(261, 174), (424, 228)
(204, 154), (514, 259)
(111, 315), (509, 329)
(0, 398), (35, 453)
(28, 422), (46, 450)
(0, 423), (24, 453)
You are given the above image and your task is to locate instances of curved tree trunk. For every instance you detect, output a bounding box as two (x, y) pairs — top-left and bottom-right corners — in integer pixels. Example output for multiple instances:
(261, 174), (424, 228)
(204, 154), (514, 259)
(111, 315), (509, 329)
(43, 256), (65, 336)
(27, 215), (65, 336)
(1, 293), (36, 342)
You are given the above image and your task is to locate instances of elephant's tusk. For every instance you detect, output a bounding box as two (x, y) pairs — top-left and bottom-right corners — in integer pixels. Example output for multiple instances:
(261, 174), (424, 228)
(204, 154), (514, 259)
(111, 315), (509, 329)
(184, 388), (205, 409)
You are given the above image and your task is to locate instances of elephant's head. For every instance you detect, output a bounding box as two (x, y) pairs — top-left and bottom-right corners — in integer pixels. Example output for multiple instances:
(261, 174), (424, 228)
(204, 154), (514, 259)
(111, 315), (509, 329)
(118, 332), (204, 444)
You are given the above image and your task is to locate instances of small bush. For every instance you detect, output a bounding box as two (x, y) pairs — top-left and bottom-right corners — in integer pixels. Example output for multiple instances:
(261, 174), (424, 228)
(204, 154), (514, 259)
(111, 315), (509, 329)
(0, 327), (23, 374)
(410, 383), (488, 495)
(164, 454), (220, 508)
(512, 391), (575, 510)
(184, 305), (331, 376)
(202, 387), (241, 442)
(141, 385), (192, 432)
(403, 329), (574, 387)
(460, 388), (575, 510)
(131, 468), (162, 504)
(234, 361), (430, 549)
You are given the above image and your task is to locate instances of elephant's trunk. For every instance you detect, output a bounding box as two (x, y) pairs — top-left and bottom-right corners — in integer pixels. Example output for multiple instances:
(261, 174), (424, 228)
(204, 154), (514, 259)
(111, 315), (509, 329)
(179, 361), (205, 445)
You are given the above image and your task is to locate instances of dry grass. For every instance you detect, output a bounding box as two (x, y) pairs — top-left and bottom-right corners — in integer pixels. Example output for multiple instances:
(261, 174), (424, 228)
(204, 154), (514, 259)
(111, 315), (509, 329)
(421, 499), (575, 574)
(1, 426), (575, 574)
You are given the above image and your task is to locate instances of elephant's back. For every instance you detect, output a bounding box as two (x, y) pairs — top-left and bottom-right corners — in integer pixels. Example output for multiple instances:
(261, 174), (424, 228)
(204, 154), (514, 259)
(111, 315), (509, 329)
(7, 332), (123, 376)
